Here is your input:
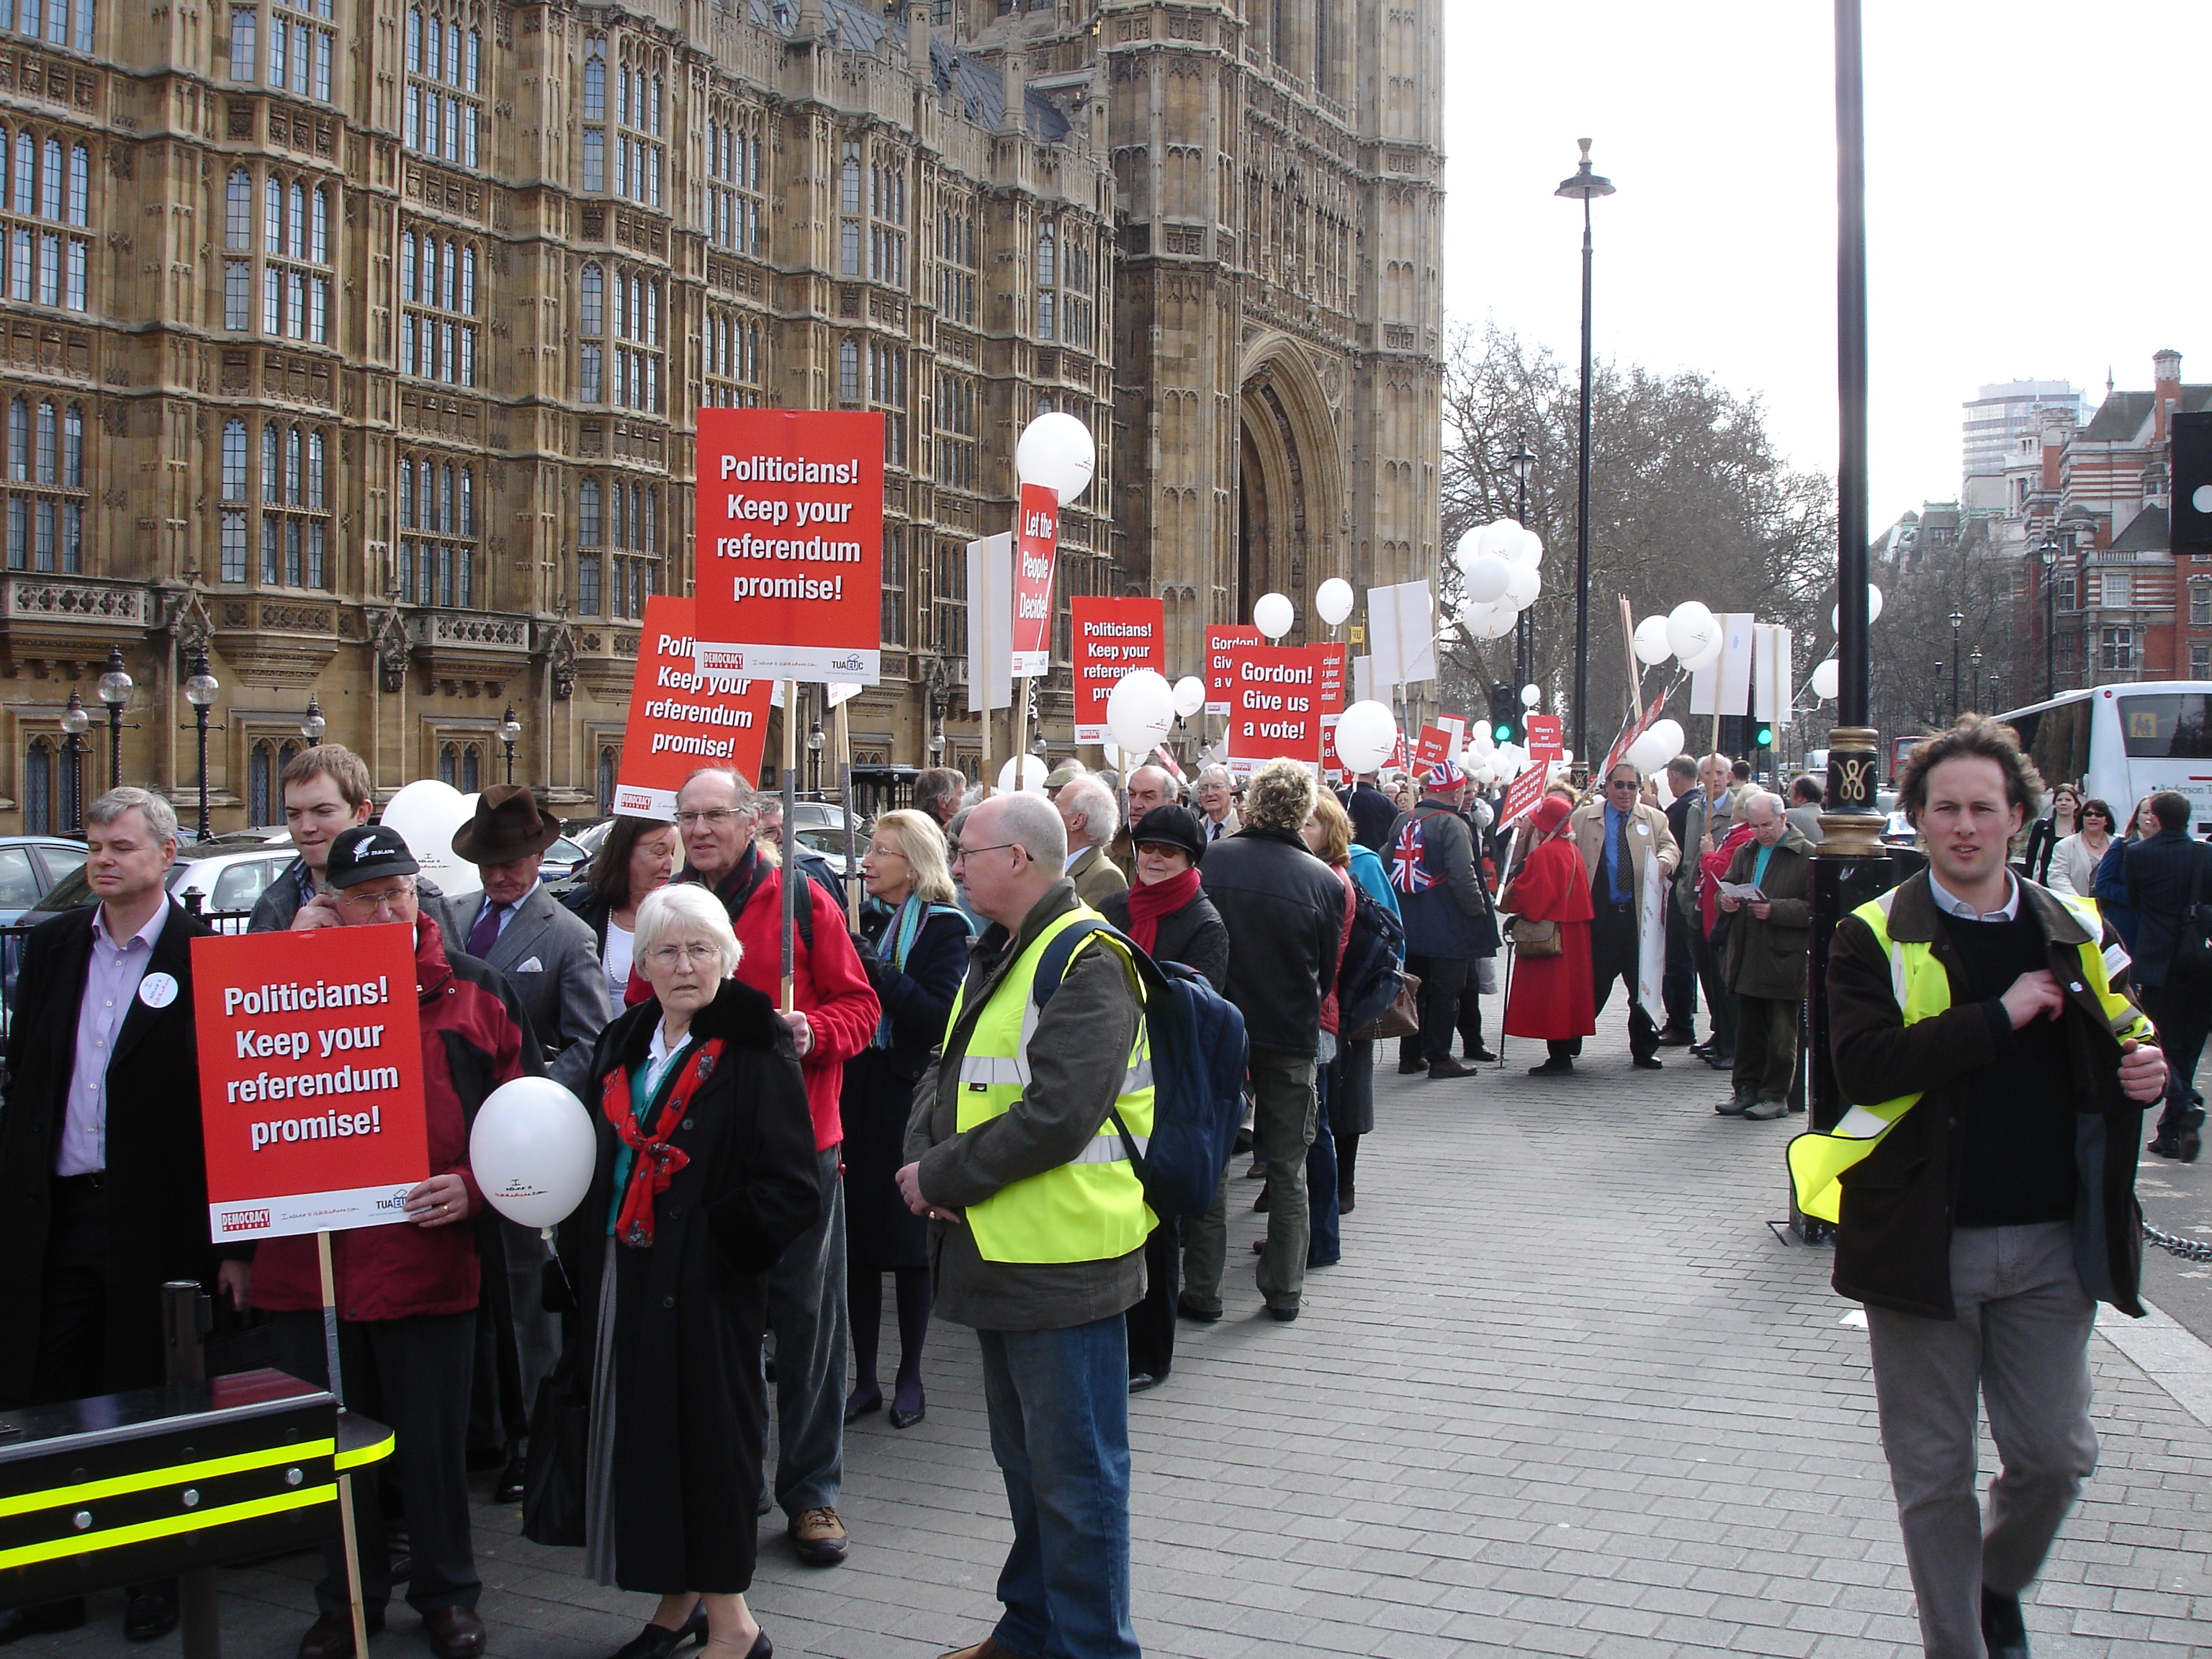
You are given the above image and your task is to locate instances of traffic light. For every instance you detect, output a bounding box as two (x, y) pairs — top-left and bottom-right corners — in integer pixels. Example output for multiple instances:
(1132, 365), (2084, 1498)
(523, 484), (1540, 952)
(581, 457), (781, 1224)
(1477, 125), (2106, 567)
(1488, 682), (1519, 745)
(1755, 724), (1775, 752)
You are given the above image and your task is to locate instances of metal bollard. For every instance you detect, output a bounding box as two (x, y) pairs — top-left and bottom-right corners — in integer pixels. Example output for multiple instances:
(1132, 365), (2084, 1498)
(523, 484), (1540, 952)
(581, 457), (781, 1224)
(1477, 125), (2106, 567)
(160, 1282), (223, 1659)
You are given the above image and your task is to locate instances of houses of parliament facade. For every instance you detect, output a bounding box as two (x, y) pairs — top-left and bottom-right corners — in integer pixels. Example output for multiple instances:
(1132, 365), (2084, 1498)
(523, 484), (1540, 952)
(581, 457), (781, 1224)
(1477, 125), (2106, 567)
(0, 0), (1441, 828)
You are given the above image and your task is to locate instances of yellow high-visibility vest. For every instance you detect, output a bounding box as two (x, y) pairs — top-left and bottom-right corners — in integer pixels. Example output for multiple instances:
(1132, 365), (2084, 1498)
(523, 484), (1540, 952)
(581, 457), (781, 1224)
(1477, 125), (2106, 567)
(1788, 886), (2153, 1224)
(945, 905), (1156, 1264)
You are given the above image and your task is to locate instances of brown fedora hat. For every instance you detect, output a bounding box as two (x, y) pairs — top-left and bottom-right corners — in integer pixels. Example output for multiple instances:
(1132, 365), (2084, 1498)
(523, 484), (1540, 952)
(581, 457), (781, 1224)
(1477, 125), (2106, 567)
(451, 783), (562, 865)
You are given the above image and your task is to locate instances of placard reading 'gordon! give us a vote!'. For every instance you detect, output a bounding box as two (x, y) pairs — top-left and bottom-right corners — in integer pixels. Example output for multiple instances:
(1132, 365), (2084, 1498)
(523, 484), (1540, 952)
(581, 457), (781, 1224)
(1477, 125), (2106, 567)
(193, 924), (429, 1242)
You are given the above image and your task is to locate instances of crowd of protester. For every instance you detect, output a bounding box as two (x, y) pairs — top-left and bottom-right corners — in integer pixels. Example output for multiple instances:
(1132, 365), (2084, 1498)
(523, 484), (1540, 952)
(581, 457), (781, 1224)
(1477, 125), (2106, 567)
(1, 719), (2203, 1659)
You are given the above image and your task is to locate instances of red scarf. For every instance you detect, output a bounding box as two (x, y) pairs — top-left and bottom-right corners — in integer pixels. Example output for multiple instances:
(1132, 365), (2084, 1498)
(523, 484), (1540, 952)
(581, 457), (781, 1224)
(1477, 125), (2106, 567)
(1124, 866), (1202, 953)
(600, 1037), (726, 1248)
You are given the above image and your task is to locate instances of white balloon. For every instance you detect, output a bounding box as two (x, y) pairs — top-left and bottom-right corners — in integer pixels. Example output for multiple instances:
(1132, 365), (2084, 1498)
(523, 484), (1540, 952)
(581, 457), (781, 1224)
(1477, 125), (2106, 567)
(996, 755), (1046, 794)
(1810, 657), (1842, 701)
(1332, 700), (1398, 773)
(1466, 604), (1517, 641)
(470, 1077), (596, 1230)
(1501, 562), (1541, 610)
(381, 778), (481, 898)
(1560, 748), (1574, 765)
(1314, 577), (1355, 627)
(1520, 684), (1542, 709)
(1474, 518), (1523, 560)
(1465, 554), (1512, 606)
(1625, 731), (1671, 776)
(1665, 601), (1720, 665)
(1253, 591), (1295, 640)
(1829, 583), (1887, 634)
(1106, 667), (1176, 756)
(1014, 411), (1096, 505)
(1512, 527), (1545, 568)
(1645, 719), (1686, 760)
(1454, 525), (1484, 565)
(1171, 675), (1207, 719)
(1682, 632), (1726, 673)
(1632, 616), (1673, 665)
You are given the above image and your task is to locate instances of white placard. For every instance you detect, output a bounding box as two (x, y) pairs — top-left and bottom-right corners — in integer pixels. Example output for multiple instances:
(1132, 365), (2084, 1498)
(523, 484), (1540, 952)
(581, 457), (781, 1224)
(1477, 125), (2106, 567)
(1717, 613), (1755, 716)
(1754, 624), (1792, 727)
(1352, 654), (1375, 706)
(965, 533), (1012, 714)
(1368, 580), (1437, 687)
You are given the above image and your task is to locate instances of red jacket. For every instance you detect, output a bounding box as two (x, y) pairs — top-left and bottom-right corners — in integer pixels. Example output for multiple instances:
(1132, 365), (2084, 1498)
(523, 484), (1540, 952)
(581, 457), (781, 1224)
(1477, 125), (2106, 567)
(1699, 822), (1757, 940)
(627, 855), (879, 1151)
(250, 914), (535, 1322)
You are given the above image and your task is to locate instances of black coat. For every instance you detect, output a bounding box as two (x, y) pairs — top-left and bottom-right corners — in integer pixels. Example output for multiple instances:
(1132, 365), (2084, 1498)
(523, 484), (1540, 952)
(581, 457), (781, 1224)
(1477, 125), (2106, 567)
(0, 899), (216, 1406)
(1198, 827), (1344, 1056)
(1344, 783), (1399, 853)
(842, 904), (968, 1272)
(2116, 829), (2210, 989)
(1099, 886), (1231, 992)
(557, 979), (822, 1594)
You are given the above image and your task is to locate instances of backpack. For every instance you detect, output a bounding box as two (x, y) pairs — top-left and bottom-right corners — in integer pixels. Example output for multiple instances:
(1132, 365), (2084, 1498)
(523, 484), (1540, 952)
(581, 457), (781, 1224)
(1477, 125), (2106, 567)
(1389, 816), (1437, 895)
(1031, 919), (1249, 1222)
(1338, 884), (1408, 1035)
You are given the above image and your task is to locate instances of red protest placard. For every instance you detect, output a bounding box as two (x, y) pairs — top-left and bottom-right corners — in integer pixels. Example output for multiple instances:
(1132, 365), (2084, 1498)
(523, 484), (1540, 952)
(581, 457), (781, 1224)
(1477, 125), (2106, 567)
(193, 925), (428, 1241)
(1225, 644), (1323, 765)
(613, 595), (773, 817)
(1413, 726), (1453, 772)
(693, 408), (884, 684)
(1072, 595), (1165, 742)
(1308, 642), (1346, 714)
(1205, 626), (1263, 715)
(1011, 482), (1058, 679)
(1498, 761), (1549, 829)
(1524, 714), (1564, 763)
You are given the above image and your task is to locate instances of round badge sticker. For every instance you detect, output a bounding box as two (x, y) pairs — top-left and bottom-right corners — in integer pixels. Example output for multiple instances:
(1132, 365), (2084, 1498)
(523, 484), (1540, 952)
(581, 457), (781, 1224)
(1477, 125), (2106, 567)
(138, 971), (178, 1010)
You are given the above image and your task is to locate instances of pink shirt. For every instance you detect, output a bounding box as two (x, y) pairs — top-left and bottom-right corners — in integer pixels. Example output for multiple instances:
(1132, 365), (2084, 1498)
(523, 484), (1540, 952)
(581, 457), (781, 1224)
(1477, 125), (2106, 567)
(55, 900), (169, 1176)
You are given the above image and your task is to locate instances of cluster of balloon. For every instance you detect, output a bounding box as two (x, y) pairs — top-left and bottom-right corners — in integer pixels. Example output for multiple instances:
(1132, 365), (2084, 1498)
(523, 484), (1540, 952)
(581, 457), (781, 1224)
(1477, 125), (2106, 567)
(1331, 700), (1398, 773)
(1014, 412), (1097, 505)
(471, 1077), (596, 1234)
(1455, 520), (1545, 642)
(1106, 668), (1175, 759)
(382, 779), (483, 899)
(1809, 583), (1883, 703)
(1623, 718), (1689, 778)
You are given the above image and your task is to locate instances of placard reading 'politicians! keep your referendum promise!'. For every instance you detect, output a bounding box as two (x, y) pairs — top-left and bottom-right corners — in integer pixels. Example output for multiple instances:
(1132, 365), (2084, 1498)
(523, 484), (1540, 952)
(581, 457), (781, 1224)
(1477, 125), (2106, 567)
(693, 408), (885, 685)
(612, 594), (773, 820)
(194, 923), (430, 1242)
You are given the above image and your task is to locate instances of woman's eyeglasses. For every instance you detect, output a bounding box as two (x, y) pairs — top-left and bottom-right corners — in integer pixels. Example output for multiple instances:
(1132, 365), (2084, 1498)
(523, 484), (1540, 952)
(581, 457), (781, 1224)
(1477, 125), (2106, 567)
(644, 943), (721, 967)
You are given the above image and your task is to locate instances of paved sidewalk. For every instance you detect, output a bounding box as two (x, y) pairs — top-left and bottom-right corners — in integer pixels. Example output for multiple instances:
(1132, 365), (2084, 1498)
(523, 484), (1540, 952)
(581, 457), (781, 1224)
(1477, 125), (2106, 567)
(37, 1022), (2212, 1658)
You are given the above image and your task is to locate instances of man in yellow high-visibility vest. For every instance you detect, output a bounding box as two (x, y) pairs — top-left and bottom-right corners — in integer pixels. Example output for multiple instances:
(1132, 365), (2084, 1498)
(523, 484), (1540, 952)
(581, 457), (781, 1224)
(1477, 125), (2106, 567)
(1818, 719), (2166, 1659)
(899, 791), (1148, 1659)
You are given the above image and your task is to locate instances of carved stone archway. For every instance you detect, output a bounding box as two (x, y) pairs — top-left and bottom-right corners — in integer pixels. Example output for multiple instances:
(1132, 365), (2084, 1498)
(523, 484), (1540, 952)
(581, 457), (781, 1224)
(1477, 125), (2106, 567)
(1234, 338), (1344, 641)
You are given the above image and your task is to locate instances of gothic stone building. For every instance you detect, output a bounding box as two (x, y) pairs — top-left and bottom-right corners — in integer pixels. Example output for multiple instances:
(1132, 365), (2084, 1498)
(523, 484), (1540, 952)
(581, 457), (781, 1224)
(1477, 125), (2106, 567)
(0, 0), (1441, 830)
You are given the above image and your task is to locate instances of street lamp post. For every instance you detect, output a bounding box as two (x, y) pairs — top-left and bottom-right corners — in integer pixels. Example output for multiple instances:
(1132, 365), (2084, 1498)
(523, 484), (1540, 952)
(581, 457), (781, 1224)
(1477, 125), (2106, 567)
(1969, 648), (1983, 713)
(1556, 140), (1614, 766)
(59, 691), (89, 834)
(498, 706), (521, 786)
(2038, 535), (2059, 698)
(301, 695), (326, 747)
(97, 645), (132, 789)
(1509, 436), (1537, 688)
(1948, 609), (1964, 722)
(184, 651), (220, 840)
(806, 709), (827, 794)
(1932, 661), (1946, 726)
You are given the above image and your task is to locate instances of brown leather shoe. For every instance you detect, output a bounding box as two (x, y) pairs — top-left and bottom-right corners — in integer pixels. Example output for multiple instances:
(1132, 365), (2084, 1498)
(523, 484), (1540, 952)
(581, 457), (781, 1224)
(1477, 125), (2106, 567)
(422, 1604), (485, 1659)
(296, 1608), (384, 1659)
(935, 1640), (1028, 1659)
(788, 1505), (848, 1565)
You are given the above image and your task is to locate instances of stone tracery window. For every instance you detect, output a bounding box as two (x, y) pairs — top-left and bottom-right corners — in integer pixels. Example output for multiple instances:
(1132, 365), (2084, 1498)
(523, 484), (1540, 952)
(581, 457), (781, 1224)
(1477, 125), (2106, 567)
(4, 393), (84, 572)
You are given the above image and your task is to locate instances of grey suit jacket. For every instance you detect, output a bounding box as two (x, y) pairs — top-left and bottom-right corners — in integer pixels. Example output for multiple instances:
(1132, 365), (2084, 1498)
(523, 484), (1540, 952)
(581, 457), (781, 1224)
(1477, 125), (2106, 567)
(440, 881), (610, 1094)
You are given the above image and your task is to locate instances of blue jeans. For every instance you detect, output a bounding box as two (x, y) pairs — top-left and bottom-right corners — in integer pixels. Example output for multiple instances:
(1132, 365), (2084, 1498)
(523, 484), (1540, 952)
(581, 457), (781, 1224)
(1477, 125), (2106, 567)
(766, 1143), (848, 1515)
(977, 1318), (1140, 1659)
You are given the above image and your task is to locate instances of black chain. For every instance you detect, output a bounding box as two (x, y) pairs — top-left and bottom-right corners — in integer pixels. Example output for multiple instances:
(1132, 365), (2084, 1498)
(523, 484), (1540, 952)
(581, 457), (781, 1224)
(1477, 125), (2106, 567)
(2141, 1218), (2212, 1264)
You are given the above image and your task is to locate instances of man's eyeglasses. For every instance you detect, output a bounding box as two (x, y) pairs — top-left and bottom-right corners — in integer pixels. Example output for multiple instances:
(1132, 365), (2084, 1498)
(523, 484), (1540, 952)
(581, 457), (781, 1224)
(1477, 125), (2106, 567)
(952, 842), (1030, 866)
(1607, 777), (1640, 790)
(643, 943), (721, 967)
(673, 808), (745, 827)
(335, 887), (413, 914)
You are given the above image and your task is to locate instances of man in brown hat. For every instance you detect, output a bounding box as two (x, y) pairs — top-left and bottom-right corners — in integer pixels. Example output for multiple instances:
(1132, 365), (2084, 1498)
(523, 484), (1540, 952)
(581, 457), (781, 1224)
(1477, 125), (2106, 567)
(438, 783), (608, 1504)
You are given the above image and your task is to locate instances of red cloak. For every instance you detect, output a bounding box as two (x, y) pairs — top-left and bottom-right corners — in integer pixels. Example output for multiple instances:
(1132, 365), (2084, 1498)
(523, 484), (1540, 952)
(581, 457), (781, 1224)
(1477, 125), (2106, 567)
(1502, 833), (1597, 1041)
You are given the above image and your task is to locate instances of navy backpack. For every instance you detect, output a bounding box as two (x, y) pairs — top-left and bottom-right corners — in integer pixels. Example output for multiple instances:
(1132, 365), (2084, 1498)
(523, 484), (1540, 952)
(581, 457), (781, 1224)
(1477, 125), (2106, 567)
(1031, 919), (1249, 1222)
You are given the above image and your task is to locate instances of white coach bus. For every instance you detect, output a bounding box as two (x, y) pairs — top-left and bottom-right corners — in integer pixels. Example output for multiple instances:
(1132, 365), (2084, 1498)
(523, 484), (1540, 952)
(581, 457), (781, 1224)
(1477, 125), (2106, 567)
(1995, 682), (2212, 835)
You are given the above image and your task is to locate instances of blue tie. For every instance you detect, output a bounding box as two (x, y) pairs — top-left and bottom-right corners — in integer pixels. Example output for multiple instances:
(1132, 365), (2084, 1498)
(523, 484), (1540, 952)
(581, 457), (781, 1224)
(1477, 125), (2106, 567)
(466, 900), (503, 958)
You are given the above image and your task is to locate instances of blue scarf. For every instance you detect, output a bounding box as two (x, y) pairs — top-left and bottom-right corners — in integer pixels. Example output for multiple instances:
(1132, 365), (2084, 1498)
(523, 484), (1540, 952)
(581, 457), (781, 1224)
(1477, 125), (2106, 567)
(871, 896), (962, 1048)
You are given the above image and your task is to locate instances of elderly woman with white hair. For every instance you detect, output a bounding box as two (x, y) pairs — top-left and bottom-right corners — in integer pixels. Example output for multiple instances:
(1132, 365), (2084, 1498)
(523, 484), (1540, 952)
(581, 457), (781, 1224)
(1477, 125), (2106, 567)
(556, 882), (822, 1659)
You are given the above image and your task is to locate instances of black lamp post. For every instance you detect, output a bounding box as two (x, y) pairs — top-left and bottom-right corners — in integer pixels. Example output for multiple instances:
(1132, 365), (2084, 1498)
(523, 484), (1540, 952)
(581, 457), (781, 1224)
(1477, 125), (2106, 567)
(1932, 660), (1946, 726)
(2038, 535), (2059, 698)
(300, 695), (326, 747)
(1509, 436), (1537, 687)
(59, 691), (88, 834)
(184, 651), (219, 840)
(1556, 140), (1614, 768)
(1969, 648), (1983, 713)
(806, 713), (827, 794)
(96, 645), (131, 789)
(1948, 609), (1964, 722)
(498, 706), (521, 786)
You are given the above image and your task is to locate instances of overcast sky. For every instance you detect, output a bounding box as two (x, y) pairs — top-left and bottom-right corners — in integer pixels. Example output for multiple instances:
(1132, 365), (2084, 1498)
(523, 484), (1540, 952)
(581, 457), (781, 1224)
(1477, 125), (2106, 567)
(1439, 1), (2211, 526)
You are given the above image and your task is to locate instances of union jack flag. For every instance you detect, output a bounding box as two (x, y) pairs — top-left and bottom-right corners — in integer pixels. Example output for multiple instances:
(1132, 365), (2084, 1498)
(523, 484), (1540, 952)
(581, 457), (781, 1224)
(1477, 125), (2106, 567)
(1391, 817), (1435, 894)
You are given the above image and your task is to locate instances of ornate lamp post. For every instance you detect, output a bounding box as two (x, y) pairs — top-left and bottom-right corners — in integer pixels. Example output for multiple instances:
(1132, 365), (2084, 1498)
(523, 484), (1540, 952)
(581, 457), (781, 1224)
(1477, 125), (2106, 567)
(2038, 534), (2060, 698)
(96, 645), (132, 788)
(184, 651), (220, 841)
(1555, 139), (1614, 765)
(300, 695), (327, 747)
(1969, 647), (1983, 712)
(58, 691), (89, 834)
(806, 712), (827, 794)
(1509, 436), (1537, 686)
(498, 705), (521, 786)
(1948, 609), (1964, 722)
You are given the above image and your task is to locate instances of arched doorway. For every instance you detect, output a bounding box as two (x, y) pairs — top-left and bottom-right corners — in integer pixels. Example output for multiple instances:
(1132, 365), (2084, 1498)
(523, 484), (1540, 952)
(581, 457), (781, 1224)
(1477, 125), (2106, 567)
(1235, 340), (1343, 638)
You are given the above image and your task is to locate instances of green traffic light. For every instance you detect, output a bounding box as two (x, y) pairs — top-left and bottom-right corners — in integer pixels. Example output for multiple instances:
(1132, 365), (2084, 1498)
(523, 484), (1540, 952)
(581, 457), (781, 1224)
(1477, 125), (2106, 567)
(1755, 727), (1774, 748)
(1495, 723), (1513, 741)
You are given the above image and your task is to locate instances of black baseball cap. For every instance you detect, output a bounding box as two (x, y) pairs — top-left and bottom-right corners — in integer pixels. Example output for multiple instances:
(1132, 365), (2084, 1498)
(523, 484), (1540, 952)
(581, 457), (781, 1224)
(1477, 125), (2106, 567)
(1130, 804), (1208, 865)
(325, 824), (422, 889)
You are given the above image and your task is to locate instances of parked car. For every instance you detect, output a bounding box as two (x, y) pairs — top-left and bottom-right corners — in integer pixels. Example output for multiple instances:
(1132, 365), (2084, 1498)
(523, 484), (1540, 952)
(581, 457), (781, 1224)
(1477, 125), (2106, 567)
(0, 836), (89, 923)
(28, 841), (299, 934)
(539, 833), (590, 884)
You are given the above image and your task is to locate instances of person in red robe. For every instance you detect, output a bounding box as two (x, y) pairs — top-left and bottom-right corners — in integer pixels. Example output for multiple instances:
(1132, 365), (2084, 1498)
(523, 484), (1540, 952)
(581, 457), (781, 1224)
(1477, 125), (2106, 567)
(1503, 795), (1598, 1076)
